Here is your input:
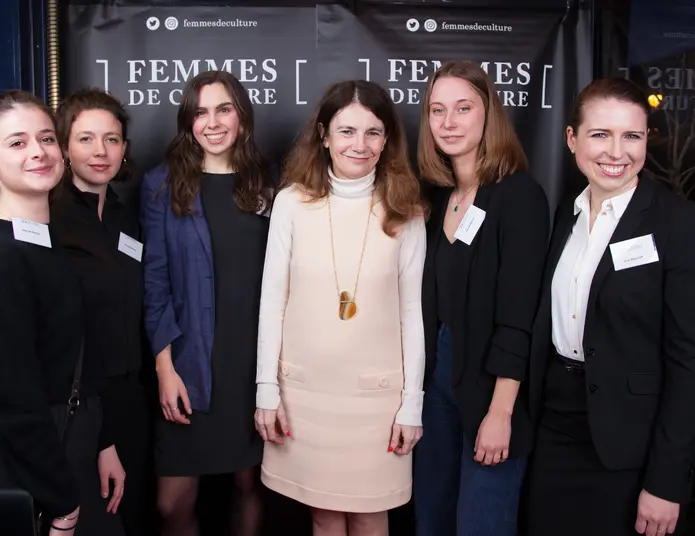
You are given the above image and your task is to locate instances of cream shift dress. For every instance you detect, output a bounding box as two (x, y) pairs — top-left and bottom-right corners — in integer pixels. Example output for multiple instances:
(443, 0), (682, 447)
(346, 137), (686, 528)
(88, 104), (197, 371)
(255, 169), (426, 512)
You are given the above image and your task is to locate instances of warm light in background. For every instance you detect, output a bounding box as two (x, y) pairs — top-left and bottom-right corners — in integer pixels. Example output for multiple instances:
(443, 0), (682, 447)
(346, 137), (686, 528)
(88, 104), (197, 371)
(648, 93), (663, 107)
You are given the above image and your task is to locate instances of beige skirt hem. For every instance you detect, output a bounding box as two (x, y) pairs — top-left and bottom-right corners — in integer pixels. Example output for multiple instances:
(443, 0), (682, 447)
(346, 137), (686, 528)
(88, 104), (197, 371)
(261, 466), (411, 513)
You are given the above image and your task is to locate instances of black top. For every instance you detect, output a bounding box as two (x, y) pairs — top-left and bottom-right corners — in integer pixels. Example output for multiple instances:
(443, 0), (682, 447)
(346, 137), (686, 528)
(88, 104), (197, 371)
(50, 184), (144, 448)
(0, 219), (80, 518)
(435, 226), (461, 326)
(529, 177), (695, 503)
(422, 172), (550, 458)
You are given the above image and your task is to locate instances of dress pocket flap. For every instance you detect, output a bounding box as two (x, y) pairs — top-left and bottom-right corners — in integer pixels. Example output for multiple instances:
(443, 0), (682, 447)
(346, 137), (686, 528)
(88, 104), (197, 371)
(628, 373), (661, 395)
(279, 361), (306, 383)
(358, 370), (403, 391)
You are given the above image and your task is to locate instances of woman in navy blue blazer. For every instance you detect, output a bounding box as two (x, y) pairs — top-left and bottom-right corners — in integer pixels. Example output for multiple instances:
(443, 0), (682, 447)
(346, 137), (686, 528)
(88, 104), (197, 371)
(140, 70), (274, 536)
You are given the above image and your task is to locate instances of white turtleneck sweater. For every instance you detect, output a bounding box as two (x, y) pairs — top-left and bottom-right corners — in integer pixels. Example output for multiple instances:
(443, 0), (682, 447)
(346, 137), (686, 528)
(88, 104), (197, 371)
(255, 168), (427, 426)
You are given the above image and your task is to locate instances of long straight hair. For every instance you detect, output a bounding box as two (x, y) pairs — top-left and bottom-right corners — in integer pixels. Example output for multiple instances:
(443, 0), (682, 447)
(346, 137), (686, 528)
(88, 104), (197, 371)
(418, 61), (528, 187)
(282, 80), (426, 236)
(165, 70), (273, 216)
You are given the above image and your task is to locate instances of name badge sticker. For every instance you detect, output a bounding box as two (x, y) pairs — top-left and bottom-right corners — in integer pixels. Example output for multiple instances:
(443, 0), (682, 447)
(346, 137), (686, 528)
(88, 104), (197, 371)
(454, 205), (486, 245)
(12, 218), (51, 248)
(118, 232), (143, 262)
(609, 234), (659, 271)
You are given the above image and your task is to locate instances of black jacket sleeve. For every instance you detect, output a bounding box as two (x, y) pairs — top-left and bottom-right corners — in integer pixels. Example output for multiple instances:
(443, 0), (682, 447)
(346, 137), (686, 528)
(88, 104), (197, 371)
(643, 201), (695, 503)
(485, 173), (550, 381)
(0, 250), (79, 519)
(97, 392), (117, 452)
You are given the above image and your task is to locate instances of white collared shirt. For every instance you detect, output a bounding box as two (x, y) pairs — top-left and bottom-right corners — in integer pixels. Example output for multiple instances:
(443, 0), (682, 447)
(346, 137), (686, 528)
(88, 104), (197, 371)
(551, 185), (636, 361)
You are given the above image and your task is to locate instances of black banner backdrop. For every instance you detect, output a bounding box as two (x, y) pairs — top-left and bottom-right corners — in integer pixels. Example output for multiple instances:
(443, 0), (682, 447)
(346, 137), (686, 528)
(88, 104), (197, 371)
(62, 1), (593, 212)
(60, 2), (593, 534)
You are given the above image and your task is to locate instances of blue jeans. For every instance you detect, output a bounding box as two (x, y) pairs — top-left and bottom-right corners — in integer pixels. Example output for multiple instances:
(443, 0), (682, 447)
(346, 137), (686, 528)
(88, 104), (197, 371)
(414, 325), (526, 536)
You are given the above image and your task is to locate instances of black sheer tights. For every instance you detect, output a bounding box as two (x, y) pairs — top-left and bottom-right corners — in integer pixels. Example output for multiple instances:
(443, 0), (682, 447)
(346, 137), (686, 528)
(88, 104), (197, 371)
(157, 468), (261, 536)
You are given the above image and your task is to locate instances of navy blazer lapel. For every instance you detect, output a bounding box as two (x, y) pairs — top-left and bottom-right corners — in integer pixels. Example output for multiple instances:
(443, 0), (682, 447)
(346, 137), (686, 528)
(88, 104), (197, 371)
(191, 194), (213, 264)
(586, 178), (656, 312)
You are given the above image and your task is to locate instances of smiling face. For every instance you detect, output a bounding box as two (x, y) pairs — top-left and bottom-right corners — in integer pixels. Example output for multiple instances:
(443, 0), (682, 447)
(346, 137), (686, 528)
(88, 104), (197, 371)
(428, 76), (485, 161)
(67, 109), (126, 188)
(0, 105), (64, 196)
(192, 82), (240, 163)
(567, 97), (647, 198)
(322, 102), (386, 180)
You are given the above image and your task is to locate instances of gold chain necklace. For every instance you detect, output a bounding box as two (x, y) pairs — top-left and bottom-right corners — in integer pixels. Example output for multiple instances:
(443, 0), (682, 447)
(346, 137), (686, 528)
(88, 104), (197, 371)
(327, 193), (373, 321)
(453, 183), (478, 212)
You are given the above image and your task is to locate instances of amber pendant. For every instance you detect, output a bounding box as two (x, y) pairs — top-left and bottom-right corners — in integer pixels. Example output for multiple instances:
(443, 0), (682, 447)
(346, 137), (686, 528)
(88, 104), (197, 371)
(339, 290), (357, 320)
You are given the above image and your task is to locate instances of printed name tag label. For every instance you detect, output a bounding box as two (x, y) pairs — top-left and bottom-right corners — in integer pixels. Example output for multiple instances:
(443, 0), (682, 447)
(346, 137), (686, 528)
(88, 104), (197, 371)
(118, 232), (143, 262)
(609, 234), (659, 271)
(454, 205), (486, 245)
(12, 218), (51, 248)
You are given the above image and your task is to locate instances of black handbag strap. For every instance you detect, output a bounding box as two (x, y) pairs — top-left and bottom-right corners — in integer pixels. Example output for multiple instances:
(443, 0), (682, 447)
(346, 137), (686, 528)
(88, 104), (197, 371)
(68, 337), (84, 409)
(37, 336), (85, 533)
(58, 337), (84, 443)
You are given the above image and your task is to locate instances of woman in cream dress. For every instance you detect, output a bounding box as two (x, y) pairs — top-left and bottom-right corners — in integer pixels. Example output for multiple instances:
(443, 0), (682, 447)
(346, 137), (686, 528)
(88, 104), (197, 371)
(254, 80), (427, 536)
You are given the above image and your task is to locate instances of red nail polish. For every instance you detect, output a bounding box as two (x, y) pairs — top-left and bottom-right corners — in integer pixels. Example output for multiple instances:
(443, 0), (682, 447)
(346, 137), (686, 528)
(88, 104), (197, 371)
(286, 431), (291, 437)
(388, 446), (393, 452)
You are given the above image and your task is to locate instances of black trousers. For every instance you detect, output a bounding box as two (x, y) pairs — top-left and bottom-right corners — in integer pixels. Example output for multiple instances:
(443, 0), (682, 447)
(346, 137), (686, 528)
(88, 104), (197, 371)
(527, 354), (685, 536)
(100, 372), (155, 536)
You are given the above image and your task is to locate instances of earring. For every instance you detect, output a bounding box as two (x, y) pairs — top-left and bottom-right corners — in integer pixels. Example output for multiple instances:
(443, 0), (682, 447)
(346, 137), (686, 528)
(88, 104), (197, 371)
(122, 157), (127, 163)
(65, 158), (71, 169)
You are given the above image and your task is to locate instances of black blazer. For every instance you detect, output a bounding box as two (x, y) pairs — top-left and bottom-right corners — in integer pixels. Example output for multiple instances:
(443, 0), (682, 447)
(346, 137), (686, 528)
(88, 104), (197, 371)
(422, 171), (549, 457)
(528, 177), (695, 503)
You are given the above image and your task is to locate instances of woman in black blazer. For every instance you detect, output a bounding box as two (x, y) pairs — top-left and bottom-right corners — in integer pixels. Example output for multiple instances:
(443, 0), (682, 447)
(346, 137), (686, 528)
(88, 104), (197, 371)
(526, 78), (695, 536)
(413, 61), (549, 536)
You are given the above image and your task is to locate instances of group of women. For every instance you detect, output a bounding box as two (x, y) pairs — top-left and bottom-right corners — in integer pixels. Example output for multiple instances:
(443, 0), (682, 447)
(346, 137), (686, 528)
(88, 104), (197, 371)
(0, 58), (694, 536)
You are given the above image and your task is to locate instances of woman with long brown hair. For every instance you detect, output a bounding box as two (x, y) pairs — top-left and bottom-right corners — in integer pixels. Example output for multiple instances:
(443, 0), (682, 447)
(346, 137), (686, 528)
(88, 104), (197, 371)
(254, 80), (427, 536)
(140, 70), (274, 536)
(413, 60), (549, 536)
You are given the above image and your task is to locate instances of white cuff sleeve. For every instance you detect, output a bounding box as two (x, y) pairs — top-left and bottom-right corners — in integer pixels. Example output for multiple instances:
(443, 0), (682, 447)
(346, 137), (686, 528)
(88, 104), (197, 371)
(256, 383), (281, 410)
(394, 216), (427, 427)
(395, 389), (425, 426)
(255, 189), (295, 409)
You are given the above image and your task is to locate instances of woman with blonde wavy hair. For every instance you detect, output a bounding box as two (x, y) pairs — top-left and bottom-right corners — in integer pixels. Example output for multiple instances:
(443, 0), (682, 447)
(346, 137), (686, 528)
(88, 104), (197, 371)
(254, 79), (427, 536)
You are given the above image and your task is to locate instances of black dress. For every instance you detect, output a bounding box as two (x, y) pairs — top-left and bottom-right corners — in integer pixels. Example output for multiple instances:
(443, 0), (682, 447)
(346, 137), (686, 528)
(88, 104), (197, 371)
(0, 219), (81, 519)
(156, 173), (266, 476)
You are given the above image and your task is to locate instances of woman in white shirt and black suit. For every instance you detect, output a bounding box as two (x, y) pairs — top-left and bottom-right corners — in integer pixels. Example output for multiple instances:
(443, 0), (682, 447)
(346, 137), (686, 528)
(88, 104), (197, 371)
(526, 77), (695, 536)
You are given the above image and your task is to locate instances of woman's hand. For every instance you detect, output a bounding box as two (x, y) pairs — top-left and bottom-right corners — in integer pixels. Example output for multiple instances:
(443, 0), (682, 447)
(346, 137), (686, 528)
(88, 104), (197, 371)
(98, 445), (126, 514)
(255, 400), (290, 445)
(48, 506), (79, 536)
(635, 489), (680, 536)
(474, 408), (512, 465)
(389, 424), (423, 455)
(157, 365), (192, 424)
